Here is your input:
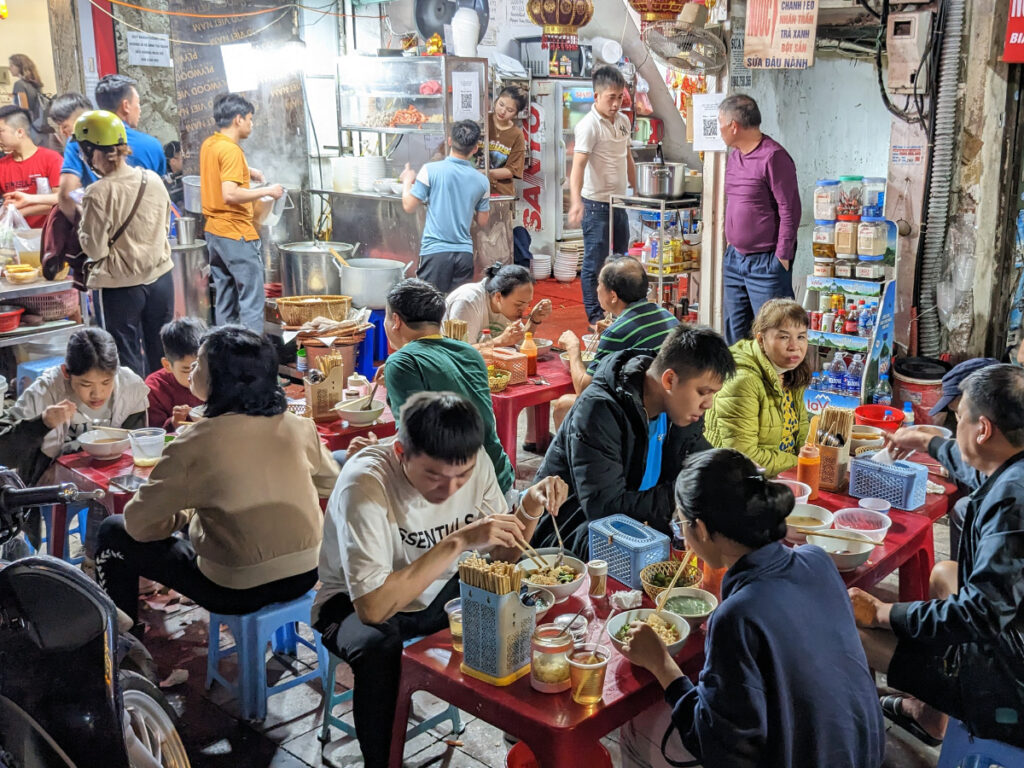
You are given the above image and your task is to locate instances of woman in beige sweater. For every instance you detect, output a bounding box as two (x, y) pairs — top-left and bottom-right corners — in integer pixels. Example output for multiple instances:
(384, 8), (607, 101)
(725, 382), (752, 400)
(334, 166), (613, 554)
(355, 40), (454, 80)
(75, 109), (173, 377)
(95, 326), (339, 632)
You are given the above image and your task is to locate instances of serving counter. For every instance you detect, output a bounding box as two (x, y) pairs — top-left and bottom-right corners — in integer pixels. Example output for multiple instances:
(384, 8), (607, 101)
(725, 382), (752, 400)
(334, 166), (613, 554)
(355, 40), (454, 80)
(316, 190), (516, 278)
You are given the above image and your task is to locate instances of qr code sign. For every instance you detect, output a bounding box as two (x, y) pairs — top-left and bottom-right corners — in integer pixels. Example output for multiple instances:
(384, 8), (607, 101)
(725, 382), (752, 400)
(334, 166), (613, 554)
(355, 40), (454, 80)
(703, 118), (718, 137)
(461, 92), (473, 110)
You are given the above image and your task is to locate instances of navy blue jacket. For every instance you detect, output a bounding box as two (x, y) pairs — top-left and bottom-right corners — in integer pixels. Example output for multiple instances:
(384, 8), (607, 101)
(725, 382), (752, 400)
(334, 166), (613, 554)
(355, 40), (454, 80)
(889, 450), (1024, 747)
(666, 542), (885, 768)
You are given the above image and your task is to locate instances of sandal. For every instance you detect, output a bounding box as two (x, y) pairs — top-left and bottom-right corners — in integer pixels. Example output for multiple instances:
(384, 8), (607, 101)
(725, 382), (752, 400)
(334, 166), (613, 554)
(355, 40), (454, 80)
(880, 695), (943, 747)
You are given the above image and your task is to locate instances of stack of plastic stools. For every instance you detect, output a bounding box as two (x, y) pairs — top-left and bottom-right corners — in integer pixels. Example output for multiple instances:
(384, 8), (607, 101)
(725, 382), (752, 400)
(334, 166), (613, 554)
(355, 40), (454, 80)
(355, 308), (388, 378)
(206, 590), (322, 721)
(316, 636), (464, 744)
(937, 719), (1024, 767)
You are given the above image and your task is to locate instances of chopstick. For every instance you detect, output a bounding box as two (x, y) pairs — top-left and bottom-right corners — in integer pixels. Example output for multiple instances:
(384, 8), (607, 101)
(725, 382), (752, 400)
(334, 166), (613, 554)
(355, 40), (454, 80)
(328, 246), (350, 267)
(511, 539), (548, 570)
(795, 528), (882, 547)
(655, 549), (693, 616)
(479, 499), (547, 567)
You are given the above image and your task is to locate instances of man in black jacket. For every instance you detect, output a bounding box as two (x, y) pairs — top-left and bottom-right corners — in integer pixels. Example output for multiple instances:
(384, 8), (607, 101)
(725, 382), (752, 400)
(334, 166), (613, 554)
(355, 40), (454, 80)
(850, 364), (1024, 749)
(533, 324), (735, 557)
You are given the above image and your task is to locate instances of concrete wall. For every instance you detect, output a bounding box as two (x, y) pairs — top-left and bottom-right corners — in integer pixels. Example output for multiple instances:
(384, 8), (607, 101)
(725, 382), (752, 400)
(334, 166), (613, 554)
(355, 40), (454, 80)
(739, 53), (891, 290)
(1, 0), (59, 100)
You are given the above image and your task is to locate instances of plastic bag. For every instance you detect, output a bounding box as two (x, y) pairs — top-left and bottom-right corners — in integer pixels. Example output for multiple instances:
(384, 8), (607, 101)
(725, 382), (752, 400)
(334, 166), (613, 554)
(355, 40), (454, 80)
(0, 203), (29, 265)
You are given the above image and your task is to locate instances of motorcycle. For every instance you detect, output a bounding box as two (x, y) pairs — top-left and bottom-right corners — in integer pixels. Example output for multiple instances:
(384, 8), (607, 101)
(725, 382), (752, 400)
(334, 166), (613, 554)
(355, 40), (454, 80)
(0, 467), (191, 767)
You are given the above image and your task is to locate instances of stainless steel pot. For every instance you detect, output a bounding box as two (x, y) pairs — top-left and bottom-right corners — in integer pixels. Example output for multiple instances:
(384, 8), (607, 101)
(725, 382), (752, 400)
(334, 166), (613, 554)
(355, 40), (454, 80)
(279, 241), (355, 296)
(336, 257), (413, 309)
(635, 162), (688, 199)
(171, 239), (212, 324)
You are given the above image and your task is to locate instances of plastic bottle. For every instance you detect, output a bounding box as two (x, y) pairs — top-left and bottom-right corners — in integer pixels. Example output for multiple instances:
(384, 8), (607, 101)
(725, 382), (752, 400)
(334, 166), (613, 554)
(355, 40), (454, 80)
(846, 354), (864, 399)
(810, 372), (821, 392)
(833, 310), (846, 335)
(903, 402), (916, 427)
(521, 331), (538, 375)
(843, 303), (859, 335)
(797, 443), (821, 501)
(821, 365), (833, 393)
(479, 329), (495, 368)
(873, 373), (893, 405)
(296, 347), (308, 374)
(858, 304), (872, 337)
(828, 353), (847, 393)
(821, 311), (836, 336)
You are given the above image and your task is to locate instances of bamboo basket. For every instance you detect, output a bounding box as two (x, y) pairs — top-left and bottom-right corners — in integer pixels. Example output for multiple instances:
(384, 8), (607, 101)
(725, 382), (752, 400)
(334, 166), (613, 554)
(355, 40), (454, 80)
(639, 560), (702, 602)
(277, 295), (351, 326)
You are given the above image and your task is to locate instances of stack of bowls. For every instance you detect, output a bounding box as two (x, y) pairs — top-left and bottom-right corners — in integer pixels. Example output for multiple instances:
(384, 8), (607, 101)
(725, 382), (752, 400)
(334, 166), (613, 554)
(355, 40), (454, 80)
(553, 249), (578, 282)
(532, 253), (552, 280)
(357, 157), (386, 192)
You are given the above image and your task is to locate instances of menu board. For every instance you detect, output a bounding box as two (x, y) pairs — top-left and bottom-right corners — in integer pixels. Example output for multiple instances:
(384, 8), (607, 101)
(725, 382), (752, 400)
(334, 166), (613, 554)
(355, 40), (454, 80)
(167, 0), (308, 188)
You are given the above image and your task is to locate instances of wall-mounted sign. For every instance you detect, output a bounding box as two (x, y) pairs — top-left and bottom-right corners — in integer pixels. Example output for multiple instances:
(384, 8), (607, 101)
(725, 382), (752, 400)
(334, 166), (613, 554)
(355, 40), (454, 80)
(1004, 0), (1024, 62)
(126, 31), (172, 68)
(743, 0), (819, 69)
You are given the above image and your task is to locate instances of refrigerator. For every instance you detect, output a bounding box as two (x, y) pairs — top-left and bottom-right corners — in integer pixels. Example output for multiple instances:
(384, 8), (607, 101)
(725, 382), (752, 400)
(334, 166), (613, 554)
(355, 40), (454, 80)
(516, 79), (594, 258)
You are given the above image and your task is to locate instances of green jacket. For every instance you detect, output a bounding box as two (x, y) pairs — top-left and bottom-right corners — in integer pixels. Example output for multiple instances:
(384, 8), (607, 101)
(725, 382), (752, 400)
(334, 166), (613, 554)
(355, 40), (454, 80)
(705, 339), (810, 477)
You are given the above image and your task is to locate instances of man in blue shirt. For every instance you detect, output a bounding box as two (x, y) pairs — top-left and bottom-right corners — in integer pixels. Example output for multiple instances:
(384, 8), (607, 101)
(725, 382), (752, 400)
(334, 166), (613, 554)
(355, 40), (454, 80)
(57, 74), (165, 219)
(399, 120), (490, 293)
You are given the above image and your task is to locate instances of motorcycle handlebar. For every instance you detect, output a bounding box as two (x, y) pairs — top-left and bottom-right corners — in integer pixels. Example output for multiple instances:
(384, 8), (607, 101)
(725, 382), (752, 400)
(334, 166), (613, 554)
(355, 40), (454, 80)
(1, 483), (105, 509)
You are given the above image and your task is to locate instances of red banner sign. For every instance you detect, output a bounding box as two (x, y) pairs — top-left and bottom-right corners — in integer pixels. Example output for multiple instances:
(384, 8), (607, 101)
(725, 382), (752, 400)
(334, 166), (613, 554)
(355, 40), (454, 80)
(1005, 0), (1024, 62)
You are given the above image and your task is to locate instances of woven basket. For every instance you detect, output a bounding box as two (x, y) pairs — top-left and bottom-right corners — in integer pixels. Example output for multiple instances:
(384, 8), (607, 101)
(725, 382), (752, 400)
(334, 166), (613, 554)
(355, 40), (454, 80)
(277, 295), (351, 326)
(488, 369), (511, 393)
(639, 560), (702, 602)
(12, 289), (80, 321)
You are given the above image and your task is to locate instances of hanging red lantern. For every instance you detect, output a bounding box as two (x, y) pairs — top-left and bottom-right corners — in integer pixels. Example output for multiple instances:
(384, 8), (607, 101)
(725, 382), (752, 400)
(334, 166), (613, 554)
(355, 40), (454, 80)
(526, 0), (594, 50)
(626, 0), (688, 25)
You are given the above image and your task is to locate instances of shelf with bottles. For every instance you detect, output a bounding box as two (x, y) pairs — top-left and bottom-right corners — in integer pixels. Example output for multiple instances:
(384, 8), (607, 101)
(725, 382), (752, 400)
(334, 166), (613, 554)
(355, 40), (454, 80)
(805, 276), (883, 297)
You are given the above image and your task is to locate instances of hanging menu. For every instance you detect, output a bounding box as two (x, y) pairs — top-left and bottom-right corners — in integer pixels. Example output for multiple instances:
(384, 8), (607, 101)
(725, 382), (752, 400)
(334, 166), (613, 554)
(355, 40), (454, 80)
(743, 0), (819, 69)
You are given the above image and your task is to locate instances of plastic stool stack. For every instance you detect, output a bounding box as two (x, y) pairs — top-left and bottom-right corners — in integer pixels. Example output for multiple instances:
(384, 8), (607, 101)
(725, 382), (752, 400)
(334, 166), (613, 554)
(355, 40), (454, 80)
(355, 308), (387, 378)
(206, 590), (322, 721)
(937, 719), (1024, 768)
(317, 636), (464, 744)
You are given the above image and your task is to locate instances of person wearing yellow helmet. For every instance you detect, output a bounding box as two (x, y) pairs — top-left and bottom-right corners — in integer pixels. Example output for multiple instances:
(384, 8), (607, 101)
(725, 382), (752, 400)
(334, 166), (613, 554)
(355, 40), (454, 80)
(76, 109), (175, 377)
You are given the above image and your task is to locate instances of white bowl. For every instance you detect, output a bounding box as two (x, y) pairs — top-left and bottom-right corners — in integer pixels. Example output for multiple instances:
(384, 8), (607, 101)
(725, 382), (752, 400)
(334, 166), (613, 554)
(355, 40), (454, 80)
(516, 337), (554, 359)
(858, 497), (892, 515)
(605, 608), (691, 658)
(559, 350), (595, 370)
(834, 508), (893, 543)
(851, 424), (886, 453)
(660, 586), (718, 629)
(333, 399), (385, 426)
(389, 182), (404, 195)
(785, 503), (834, 544)
(807, 530), (874, 572)
(915, 424), (952, 440)
(774, 478), (812, 505)
(528, 586), (556, 621)
(518, 551), (587, 603)
(79, 429), (130, 460)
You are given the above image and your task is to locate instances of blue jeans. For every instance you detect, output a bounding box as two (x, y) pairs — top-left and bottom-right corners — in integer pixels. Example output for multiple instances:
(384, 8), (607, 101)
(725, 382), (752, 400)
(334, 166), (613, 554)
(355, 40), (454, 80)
(581, 199), (629, 324)
(723, 245), (794, 345)
(207, 233), (264, 333)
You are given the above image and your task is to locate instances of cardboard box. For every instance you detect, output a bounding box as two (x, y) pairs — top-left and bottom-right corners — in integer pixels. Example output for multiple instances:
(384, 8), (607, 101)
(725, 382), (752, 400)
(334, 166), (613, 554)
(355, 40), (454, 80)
(304, 365), (346, 422)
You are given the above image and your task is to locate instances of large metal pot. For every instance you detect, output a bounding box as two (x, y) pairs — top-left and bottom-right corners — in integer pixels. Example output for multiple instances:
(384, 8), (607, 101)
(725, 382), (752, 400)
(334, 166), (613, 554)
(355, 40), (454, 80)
(636, 161), (688, 199)
(279, 241), (355, 296)
(171, 239), (212, 324)
(336, 257), (413, 309)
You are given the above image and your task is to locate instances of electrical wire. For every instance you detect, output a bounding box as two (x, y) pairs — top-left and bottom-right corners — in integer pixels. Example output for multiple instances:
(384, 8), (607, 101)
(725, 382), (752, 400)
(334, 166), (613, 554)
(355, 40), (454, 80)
(873, 0), (923, 124)
(104, 0), (385, 21)
(89, 0), (291, 46)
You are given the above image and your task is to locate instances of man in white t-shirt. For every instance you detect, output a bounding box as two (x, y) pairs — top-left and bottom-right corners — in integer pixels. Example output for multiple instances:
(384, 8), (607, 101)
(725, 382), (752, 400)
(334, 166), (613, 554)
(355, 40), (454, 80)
(313, 391), (567, 768)
(567, 65), (636, 330)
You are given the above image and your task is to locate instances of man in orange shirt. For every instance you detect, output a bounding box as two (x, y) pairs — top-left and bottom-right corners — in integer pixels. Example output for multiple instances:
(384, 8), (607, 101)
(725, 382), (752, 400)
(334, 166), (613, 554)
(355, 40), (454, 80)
(199, 93), (282, 332)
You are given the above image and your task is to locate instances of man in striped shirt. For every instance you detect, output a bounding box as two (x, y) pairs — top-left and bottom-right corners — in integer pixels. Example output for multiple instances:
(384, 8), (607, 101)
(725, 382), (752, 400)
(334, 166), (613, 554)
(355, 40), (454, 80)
(554, 256), (678, 428)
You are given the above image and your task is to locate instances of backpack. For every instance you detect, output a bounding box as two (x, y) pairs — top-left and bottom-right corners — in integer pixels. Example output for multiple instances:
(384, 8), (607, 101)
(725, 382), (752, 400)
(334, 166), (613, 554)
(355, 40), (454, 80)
(31, 90), (54, 135)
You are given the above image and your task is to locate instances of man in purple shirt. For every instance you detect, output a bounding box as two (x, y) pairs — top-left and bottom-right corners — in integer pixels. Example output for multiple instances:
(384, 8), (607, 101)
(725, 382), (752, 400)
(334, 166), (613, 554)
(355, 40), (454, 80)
(719, 95), (801, 345)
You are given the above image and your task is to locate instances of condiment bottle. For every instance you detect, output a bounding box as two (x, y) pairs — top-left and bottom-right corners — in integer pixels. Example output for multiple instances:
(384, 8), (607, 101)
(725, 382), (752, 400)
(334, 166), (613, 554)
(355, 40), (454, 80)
(587, 559), (607, 598)
(296, 347), (308, 374)
(347, 373), (369, 397)
(521, 331), (538, 375)
(797, 443), (821, 501)
(479, 329), (495, 368)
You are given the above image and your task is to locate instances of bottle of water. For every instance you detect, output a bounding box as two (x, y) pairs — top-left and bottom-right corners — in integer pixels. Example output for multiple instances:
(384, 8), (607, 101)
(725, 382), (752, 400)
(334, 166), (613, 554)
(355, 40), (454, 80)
(821, 364), (833, 393)
(846, 353), (864, 398)
(828, 353), (847, 394)
(873, 373), (893, 405)
(903, 402), (915, 427)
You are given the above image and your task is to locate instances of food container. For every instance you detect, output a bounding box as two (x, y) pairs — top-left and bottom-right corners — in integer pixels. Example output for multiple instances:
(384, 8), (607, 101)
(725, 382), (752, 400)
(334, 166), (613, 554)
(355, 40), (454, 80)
(636, 161), (688, 199)
(182, 175), (201, 213)
(773, 478), (811, 505)
(639, 560), (702, 602)
(835, 216), (860, 256)
(279, 241), (355, 297)
(837, 175), (864, 216)
(129, 427), (167, 467)
(519, 551), (587, 603)
(784, 502), (834, 544)
(862, 177), (886, 217)
(855, 261), (886, 281)
(813, 179), (839, 220)
(849, 453), (928, 510)
(833, 507), (893, 542)
(552, 613), (589, 645)
(812, 220), (837, 259)
(458, 582), (535, 686)
(859, 497), (892, 515)
(587, 559), (608, 598)
(813, 257), (835, 278)
(78, 429), (131, 460)
(334, 257), (413, 309)
(835, 256), (857, 278)
(333, 398), (385, 426)
(530, 623), (573, 693)
(806, 530), (874, 572)
(857, 217), (887, 258)
(0, 304), (24, 333)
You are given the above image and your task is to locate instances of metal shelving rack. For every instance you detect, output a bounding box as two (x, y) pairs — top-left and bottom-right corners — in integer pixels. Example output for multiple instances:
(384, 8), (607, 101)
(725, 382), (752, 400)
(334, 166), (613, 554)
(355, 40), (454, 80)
(0, 278), (84, 349)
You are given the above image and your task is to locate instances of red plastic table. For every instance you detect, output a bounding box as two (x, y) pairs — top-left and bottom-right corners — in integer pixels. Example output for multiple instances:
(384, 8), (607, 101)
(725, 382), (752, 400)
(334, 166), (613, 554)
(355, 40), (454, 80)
(780, 458), (957, 602)
(490, 355), (574, 471)
(388, 578), (704, 768)
(283, 384), (397, 452)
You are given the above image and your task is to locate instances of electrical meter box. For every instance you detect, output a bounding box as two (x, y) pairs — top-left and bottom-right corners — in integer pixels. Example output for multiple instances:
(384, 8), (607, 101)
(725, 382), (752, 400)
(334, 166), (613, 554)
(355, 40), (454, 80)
(886, 11), (933, 95)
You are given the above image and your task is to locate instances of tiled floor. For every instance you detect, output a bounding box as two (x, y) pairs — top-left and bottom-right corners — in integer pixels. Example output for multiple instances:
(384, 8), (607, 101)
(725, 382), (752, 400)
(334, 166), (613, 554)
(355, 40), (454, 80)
(136, 277), (948, 766)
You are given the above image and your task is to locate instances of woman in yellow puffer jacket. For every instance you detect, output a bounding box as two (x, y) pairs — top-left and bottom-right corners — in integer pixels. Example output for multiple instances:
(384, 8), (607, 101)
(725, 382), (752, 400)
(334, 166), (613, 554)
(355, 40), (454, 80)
(705, 299), (811, 476)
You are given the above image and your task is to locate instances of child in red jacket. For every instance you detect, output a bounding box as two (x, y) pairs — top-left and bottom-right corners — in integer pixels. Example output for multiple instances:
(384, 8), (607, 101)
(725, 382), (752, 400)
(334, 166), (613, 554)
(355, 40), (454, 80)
(144, 318), (205, 430)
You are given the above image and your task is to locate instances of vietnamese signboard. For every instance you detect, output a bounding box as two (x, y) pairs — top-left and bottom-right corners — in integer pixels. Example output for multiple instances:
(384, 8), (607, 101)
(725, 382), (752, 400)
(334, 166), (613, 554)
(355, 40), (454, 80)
(743, 0), (819, 69)
(1004, 0), (1024, 62)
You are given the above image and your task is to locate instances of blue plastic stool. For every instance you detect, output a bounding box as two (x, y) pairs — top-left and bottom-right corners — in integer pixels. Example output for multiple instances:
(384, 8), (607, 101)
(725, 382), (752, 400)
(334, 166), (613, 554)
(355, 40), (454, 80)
(316, 636), (464, 744)
(937, 718), (1024, 768)
(206, 590), (322, 721)
(355, 308), (388, 378)
(25, 505), (88, 564)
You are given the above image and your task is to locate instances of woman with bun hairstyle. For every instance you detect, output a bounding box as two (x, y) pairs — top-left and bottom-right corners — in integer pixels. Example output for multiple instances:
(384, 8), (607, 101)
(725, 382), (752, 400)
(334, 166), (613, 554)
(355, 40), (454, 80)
(620, 448), (885, 768)
(443, 262), (552, 347)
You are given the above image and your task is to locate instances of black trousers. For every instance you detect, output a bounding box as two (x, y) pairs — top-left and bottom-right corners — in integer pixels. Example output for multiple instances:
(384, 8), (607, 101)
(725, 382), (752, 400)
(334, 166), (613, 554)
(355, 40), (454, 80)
(313, 576), (460, 768)
(94, 515), (317, 625)
(94, 270), (174, 377)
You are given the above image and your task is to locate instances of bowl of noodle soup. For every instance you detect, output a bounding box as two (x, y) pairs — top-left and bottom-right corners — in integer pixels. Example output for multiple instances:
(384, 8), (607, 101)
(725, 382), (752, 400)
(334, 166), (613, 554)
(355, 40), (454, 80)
(606, 608), (691, 657)
(518, 551), (587, 603)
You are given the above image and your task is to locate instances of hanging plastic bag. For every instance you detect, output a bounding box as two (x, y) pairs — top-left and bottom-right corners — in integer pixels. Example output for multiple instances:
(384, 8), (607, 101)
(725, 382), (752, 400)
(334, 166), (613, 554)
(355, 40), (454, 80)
(0, 203), (29, 267)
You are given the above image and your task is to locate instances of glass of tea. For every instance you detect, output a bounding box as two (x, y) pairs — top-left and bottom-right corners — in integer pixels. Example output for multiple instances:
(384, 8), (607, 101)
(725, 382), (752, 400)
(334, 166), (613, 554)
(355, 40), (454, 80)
(568, 643), (609, 706)
(444, 598), (463, 653)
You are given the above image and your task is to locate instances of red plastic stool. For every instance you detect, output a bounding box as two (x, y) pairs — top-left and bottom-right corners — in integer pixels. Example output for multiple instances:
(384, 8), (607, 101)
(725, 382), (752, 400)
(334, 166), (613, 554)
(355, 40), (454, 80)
(506, 741), (612, 768)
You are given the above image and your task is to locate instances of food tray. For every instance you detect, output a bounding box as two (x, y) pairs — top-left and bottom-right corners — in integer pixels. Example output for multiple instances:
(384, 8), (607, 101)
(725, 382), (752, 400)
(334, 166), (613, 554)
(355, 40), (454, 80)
(492, 348), (527, 385)
(849, 453), (927, 511)
(459, 583), (534, 686)
(588, 514), (670, 590)
(276, 295), (352, 326)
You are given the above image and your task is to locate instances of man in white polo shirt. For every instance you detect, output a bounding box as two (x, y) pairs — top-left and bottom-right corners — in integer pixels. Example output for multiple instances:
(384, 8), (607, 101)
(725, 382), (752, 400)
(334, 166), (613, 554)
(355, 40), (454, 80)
(567, 65), (636, 331)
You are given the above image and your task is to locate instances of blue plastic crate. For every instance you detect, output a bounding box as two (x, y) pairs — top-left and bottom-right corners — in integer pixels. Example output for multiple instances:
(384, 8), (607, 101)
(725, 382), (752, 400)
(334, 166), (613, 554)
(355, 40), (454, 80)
(16, 357), (63, 396)
(588, 514), (670, 589)
(849, 453), (927, 511)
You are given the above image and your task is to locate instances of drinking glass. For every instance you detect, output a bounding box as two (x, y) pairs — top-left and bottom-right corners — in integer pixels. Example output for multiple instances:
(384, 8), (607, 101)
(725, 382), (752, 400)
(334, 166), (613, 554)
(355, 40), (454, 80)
(568, 644), (609, 705)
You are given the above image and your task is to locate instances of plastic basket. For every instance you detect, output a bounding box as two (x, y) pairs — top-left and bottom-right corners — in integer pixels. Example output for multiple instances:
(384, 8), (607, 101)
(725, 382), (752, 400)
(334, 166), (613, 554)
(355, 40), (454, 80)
(492, 348), (528, 385)
(459, 583), (534, 686)
(849, 453), (927, 510)
(588, 514), (670, 589)
(12, 289), (79, 321)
